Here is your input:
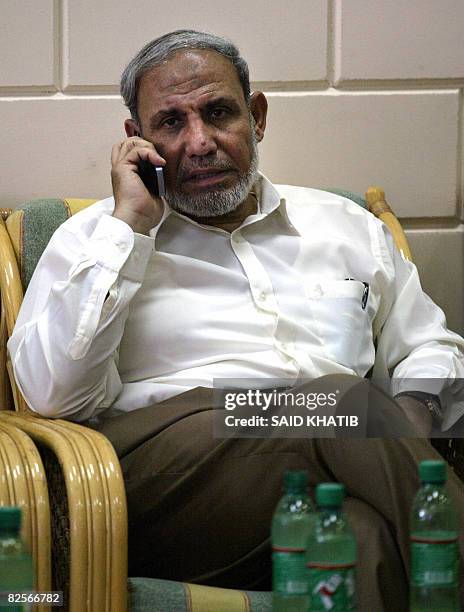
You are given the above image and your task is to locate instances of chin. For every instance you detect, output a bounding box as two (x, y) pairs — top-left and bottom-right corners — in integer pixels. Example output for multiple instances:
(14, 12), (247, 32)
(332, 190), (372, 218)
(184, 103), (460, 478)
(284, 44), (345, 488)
(166, 186), (247, 218)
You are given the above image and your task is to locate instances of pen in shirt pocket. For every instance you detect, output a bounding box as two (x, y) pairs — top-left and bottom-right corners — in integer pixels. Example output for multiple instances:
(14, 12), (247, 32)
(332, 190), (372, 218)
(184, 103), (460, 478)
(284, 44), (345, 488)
(345, 278), (369, 310)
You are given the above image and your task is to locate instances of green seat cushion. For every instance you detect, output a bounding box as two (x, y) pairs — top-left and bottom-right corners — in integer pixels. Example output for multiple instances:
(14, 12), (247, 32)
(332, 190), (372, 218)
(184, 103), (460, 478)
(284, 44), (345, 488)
(128, 577), (272, 612)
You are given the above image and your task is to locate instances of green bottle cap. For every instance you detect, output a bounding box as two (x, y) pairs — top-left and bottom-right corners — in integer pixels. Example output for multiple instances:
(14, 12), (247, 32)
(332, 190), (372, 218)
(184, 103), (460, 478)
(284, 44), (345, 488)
(283, 470), (308, 491)
(316, 483), (345, 507)
(0, 507), (22, 531)
(419, 460), (446, 483)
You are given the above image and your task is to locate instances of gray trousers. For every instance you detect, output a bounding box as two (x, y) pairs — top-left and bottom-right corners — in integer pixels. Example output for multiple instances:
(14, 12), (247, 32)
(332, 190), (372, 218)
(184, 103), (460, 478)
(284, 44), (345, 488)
(91, 381), (464, 611)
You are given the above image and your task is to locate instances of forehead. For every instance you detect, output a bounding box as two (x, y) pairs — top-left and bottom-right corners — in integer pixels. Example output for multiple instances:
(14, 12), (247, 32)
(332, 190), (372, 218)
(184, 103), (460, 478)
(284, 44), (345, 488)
(137, 49), (246, 114)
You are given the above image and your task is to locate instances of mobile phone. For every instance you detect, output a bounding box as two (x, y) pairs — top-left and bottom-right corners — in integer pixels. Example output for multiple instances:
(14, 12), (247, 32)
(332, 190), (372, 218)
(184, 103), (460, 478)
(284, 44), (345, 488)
(137, 159), (165, 198)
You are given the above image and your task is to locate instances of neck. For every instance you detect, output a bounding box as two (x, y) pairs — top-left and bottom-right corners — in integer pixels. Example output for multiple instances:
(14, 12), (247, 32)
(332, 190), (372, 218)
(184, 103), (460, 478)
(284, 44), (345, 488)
(187, 192), (258, 232)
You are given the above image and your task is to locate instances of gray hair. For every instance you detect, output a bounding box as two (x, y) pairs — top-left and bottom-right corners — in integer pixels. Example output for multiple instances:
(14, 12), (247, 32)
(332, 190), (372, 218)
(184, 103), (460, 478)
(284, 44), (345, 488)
(120, 29), (251, 126)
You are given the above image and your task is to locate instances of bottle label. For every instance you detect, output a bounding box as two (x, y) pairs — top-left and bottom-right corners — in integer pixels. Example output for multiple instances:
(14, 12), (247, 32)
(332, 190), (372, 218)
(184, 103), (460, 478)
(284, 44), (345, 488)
(272, 549), (308, 596)
(307, 563), (356, 610)
(411, 538), (459, 587)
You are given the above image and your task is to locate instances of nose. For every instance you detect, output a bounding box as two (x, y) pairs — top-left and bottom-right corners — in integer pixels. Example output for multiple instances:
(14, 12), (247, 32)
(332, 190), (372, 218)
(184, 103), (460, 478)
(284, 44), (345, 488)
(184, 117), (217, 158)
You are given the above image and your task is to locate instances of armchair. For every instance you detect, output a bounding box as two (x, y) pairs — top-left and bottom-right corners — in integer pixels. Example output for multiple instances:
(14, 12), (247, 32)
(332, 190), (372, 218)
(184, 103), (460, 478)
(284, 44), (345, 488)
(0, 188), (462, 611)
(0, 200), (128, 611)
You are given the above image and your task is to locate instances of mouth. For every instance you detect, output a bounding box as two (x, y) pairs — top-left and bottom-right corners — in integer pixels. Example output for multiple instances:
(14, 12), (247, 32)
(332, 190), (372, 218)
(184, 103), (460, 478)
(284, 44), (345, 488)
(182, 169), (235, 187)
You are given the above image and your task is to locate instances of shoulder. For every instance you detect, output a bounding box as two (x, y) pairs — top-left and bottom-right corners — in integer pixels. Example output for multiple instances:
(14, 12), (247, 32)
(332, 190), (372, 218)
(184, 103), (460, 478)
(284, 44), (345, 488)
(62, 197), (116, 233)
(274, 183), (366, 213)
(275, 183), (379, 232)
(273, 183), (394, 269)
(42, 197), (117, 247)
(42, 197), (120, 254)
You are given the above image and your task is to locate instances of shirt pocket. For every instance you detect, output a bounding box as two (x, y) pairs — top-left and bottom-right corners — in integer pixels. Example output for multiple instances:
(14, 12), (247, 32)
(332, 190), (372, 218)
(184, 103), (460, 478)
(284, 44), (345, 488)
(304, 279), (374, 373)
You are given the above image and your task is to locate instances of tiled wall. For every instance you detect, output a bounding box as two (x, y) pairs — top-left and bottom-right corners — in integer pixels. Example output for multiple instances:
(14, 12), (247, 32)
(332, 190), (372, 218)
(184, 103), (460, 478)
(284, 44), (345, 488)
(2, 1), (463, 332)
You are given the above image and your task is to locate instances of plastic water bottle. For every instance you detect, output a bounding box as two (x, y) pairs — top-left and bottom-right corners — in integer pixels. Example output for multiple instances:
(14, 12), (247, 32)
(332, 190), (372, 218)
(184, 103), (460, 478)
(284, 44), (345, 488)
(306, 483), (357, 610)
(271, 470), (314, 611)
(0, 507), (34, 611)
(410, 460), (460, 611)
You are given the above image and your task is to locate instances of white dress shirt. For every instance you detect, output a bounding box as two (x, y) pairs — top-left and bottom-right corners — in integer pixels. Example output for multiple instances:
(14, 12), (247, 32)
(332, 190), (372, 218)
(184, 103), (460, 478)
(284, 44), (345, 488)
(8, 173), (464, 428)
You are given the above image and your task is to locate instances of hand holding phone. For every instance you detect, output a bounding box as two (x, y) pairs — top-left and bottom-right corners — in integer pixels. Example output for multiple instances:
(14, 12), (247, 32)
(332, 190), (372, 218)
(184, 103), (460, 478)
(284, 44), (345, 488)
(137, 159), (165, 198)
(111, 136), (166, 234)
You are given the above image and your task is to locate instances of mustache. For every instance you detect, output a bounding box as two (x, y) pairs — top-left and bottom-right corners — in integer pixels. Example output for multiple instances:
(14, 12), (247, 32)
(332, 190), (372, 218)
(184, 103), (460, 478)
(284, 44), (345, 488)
(177, 158), (236, 181)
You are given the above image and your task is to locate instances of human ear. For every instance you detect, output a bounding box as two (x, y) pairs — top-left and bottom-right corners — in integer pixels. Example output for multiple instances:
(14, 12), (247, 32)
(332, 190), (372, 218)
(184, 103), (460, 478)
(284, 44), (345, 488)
(124, 118), (141, 137)
(249, 92), (268, 142)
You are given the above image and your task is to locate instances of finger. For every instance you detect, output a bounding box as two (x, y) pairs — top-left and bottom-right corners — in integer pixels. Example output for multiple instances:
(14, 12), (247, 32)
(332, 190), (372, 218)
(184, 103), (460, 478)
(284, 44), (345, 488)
(111, 141), (126, 166)
(118, 136), (154, 157)
(116, 138), (166, 166)
(120, 145), (166, 168)
(125, 135), (153, 146)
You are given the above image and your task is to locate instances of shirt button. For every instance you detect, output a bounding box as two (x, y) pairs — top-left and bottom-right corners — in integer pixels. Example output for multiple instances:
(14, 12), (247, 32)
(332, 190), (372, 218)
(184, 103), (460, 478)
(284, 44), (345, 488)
(259, 291), (267, 302)
(115, 241), (127, 251)
(232, 233), (243, 243)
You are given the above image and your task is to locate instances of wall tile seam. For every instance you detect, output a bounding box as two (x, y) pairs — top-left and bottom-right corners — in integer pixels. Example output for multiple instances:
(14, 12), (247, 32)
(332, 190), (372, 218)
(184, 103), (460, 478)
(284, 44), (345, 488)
(253, 82), (463, 94)
(333, 80), (464, 91)
(53, 0), (62, 92)
(326, 0), (336, 87)
(1, 76), (462, 92)
(263, 89), (459, 98)
(0, 87), (460, 101)
(0, 93), (122, 102)
(403, 223), (464, 232)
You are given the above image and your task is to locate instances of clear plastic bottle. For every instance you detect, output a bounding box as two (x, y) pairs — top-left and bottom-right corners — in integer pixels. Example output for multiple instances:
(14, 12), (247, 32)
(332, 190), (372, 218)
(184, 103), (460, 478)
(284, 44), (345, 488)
(271, 470), (314, 611)
(0, 507), (34, 611)
(306, 483), (356, 611)
(410, 460), (460, 611)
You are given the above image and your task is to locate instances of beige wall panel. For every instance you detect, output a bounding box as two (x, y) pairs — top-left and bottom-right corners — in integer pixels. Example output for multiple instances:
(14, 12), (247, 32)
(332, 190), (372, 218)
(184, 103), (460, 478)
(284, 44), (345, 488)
(259, 91), (459, 218)
(1, 97), (128, 207)
(406, 229), (464, 335)
(64, 0), (327, 87)
(0, 0), (55, 87)
(337, 0), (464, 82)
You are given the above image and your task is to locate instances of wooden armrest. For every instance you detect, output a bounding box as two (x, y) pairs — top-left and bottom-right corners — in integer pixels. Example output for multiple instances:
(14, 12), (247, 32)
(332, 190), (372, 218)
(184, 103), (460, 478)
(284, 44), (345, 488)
(366, 187), (412, 261)
(1, 412), (128, 612)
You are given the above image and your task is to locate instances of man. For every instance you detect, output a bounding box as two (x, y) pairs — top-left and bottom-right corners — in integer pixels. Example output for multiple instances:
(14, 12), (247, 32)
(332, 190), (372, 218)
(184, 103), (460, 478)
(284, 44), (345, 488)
(8, 30), (464, 610)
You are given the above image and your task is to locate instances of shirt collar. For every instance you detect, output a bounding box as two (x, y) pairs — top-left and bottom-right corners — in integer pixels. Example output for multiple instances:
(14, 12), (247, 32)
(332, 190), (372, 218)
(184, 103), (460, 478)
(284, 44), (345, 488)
(255, 172), (292, 225)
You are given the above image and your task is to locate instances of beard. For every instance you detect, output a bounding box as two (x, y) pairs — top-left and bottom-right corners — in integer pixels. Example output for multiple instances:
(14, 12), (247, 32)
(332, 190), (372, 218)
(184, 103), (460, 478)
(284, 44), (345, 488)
(164, 124), (259, 218)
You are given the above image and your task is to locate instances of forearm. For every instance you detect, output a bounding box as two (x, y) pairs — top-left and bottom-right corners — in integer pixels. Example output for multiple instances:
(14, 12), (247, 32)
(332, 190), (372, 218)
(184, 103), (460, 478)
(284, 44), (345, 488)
(9, 267), (128, 419)
(373, 226), (464, 428)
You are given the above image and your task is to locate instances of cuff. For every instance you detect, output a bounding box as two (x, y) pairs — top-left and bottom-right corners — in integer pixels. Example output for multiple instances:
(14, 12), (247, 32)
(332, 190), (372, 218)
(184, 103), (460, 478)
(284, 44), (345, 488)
(89, 214), (154, 281)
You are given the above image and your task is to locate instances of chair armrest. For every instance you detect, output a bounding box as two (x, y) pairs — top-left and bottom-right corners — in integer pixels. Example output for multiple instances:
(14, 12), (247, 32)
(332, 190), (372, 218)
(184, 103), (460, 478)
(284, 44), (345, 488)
(366, 187), (412, 261)
(1, 412), (128, 612)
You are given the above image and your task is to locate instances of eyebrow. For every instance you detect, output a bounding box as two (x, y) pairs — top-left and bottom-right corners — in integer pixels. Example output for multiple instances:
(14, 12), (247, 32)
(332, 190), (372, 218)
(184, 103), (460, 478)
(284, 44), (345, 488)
(204, 96), (242, 112)
(148, 95), (243, 130)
